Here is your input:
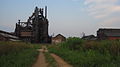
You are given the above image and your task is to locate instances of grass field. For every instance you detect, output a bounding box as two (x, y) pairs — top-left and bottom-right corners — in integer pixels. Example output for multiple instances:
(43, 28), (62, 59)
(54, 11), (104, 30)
(0, 41), (40, 67)
(48, 37), (120, 67)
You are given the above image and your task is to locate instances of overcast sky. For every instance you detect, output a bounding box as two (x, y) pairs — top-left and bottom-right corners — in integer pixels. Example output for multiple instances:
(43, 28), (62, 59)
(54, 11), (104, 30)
(0, 0), (120, 37)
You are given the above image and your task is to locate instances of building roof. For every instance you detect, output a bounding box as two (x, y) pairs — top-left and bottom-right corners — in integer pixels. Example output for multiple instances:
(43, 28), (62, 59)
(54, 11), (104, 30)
(0, 30), (18, 39)
(99, 28), (120, 30)
(56, 34), (65, 37)
(98, 28), (120, 32)
(53, 34), (66, 39)
(82, 35), (97, 40)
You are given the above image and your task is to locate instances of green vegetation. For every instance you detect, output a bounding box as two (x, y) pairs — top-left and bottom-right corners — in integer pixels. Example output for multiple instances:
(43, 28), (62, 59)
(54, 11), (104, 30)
(44, 52), (58, 67)
(0, 41), (40, 67)
(48, 37), (120, 67)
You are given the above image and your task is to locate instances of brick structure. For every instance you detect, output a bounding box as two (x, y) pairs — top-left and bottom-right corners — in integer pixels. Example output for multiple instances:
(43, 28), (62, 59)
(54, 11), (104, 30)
(14, 6), (51, 43)
(97, 28), (120, 40)
(52, 34), (66, 44)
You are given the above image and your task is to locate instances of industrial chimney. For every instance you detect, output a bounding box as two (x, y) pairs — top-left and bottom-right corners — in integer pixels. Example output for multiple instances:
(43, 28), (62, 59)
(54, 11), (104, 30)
(45, 6), (47, 19)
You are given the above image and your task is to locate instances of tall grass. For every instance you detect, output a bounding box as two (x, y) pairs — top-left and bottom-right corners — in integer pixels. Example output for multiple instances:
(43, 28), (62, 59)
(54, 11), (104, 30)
(48, 37), (120, 67)
(0, 41), (39, 67)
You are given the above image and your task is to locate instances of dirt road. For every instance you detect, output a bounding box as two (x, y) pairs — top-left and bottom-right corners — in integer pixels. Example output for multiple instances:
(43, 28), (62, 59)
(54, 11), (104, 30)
(51, 53), (72, 67)
(32, 46), (72, 67)
(32, 51), (48, 67)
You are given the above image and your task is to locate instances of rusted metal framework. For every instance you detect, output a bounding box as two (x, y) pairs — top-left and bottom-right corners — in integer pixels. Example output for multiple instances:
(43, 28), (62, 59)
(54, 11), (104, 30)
(14, 6), (51, 43)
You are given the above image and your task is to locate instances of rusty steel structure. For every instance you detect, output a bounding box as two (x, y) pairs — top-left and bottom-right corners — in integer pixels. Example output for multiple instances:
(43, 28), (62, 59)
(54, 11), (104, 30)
(14, 6), (51, 43)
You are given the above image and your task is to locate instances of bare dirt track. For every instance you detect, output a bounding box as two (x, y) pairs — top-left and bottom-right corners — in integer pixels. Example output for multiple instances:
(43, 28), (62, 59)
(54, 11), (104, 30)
(32, 46), (72, 67)
(32, 52), (48, 67)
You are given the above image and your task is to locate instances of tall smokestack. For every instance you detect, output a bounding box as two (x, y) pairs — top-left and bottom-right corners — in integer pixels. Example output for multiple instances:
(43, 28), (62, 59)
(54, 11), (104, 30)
(45, 6), (47, 19)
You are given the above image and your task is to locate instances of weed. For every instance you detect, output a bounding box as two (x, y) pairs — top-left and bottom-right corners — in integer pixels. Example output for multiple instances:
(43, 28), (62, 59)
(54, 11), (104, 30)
(0, 41), (39, 67)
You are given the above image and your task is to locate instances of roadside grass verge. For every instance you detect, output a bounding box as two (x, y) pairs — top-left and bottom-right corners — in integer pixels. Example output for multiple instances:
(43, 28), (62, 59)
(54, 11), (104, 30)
(0, 41), (40, 67)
